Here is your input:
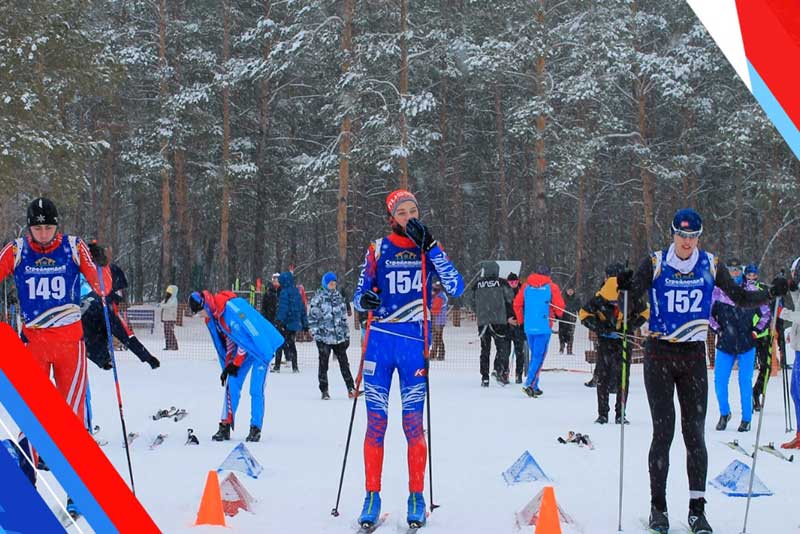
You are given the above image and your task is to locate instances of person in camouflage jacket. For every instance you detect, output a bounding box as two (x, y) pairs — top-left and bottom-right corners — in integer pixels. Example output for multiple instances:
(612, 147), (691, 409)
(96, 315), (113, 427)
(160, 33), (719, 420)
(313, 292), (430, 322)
(309, 271), (355, 399)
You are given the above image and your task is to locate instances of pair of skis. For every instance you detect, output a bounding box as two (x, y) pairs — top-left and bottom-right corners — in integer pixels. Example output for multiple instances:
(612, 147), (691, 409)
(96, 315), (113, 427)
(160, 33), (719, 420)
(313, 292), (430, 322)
(558, 431), (595, 450)
(723, 440), (794, 462)
(357, 513), (425, 534)
(123, 432), (168, 450)
(152, 406), (189, 422)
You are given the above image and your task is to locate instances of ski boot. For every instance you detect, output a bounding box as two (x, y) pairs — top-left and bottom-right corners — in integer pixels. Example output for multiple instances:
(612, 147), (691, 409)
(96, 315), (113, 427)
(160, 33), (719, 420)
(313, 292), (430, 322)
(715, 414), (730, 431)
(271, 364), (280, 373)
(66, 497), (80, 519)
(594, 414), (608, 424)
(497, 373), (510, 386)
(358, 491), (381, 528)
(687, 498), (713, 533)
(781, 432), (800, 449)
(584, 377), (596, 388)
(648, 505), (669, 534)
(481, 377), (489, 388)
(753, 391), (762, 412)
(211, 422), (231, 441)
(533, 388), (543, 397)
(737, 420), (750, 432)
(615, 414), (630, 425)
(407, 492), (427, 528)
(522, 386), (535, 398)
(245, 425), (261, 442)
(321, 390), (331, 400)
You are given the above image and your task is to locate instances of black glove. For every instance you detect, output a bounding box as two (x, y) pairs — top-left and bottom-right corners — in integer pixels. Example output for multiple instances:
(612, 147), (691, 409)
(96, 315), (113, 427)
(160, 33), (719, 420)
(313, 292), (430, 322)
(359, 290), (381, 311)
(146, 355), (161, 370)
(405, 218), (436, 252)
(100, 359), (113, 370)
(88, 242), (108, 267)
(616, 269), (634, 291)
(769, 276), (789, 298)
(220, 362), (240, 386)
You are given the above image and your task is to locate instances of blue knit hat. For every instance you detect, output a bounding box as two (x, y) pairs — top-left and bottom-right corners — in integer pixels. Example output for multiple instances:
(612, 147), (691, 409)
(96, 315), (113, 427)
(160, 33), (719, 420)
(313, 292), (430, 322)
(744, 263), (758, 276)
(321, 271), (337, 288)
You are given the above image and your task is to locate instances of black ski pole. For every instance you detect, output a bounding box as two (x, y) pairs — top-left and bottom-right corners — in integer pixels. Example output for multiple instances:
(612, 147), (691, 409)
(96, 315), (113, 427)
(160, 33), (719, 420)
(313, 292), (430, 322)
(420, 249), (439, 512)
(97, 266), (136, 494)
(617, 288), (629, 533)
(331, 310), (372, 517)
(741, 296), (781, 534)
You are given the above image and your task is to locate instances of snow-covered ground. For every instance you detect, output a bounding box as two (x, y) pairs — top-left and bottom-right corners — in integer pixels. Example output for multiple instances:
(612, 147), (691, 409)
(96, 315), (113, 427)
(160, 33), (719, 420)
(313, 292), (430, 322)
(2, 321), (798, 533)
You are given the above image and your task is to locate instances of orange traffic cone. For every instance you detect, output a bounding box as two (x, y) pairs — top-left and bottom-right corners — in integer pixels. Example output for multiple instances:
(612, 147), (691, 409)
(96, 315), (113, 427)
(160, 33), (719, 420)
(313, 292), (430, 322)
(195, 470), (226, 527)
(534, 486), (562, 534)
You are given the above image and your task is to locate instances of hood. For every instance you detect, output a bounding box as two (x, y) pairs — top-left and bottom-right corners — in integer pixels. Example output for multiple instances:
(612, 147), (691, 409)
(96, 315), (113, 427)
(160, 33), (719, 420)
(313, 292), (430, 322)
(321, 271), (337, 289)
(165, 285), (178, 304)
(596, 277), (619, 303)
(481, 261), (500, 279)
(279, 271), (295, 287)
(524, 273), (552, 288)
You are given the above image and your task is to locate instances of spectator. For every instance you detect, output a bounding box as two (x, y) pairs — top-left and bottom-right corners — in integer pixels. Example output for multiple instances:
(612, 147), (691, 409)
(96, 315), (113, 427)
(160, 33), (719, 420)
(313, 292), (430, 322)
(161, 285), (179, 350)
(261, 273), (280, 322)
(506, 273), (527, 383)
(308, 272), (355, 399)
(273, 271), (308, 372)
(430, 281), (448, 360)
(559, 287), (580, 355)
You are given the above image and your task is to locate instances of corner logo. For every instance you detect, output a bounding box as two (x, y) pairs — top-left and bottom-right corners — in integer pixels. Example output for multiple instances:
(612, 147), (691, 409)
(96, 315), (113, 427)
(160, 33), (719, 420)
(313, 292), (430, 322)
(414, 368), (427, 377)
(395, 251), (417, 261)
(34, 257), (57, 267)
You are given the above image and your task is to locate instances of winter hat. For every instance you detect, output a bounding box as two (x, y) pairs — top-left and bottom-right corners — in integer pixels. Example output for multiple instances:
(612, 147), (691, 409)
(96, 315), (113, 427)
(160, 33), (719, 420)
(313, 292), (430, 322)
(535, 265), (551, 276)
(507, 272), (519, 281)
(321, 271), (337, 288)
(188, 291), (204, 314)
(671, 208), (703, 237)
(605, 263), (624, 277)
(386, 189), (419, 217)
(744, 263), (759, 276)
(727, 258), (742, 271)
(27, 197), (59, 227)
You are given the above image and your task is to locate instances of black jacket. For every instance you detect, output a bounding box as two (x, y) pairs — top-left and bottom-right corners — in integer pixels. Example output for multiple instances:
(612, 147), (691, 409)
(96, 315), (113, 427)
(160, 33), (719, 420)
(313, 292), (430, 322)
(261, 285), (280, 322)
(467, 261), (515, 327)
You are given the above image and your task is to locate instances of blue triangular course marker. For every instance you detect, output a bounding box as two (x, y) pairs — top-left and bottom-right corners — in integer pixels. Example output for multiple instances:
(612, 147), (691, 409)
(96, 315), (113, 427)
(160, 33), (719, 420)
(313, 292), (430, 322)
(710, 460), (772, 497)
(217, 442), (263, 479)
(502, 450), (550, 485)
(0, 440), (67, 534)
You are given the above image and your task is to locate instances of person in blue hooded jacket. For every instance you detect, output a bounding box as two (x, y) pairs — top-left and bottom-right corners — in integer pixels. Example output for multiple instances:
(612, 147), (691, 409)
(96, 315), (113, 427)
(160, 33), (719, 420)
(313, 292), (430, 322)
(272, 271), (308, 373)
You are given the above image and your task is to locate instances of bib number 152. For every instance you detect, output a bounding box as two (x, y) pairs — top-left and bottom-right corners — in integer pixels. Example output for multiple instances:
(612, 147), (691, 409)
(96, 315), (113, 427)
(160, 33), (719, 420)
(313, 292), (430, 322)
(25, 276), (66, 300)
(665, 288), (703, 313)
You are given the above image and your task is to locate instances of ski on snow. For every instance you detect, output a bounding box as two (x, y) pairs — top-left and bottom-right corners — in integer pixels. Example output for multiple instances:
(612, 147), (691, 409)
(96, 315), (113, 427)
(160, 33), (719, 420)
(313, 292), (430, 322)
(557, 431), (595, 450)
(757, 442), (794, 462)
(356, 513), (390, 533)
(722, 439), (751, 458)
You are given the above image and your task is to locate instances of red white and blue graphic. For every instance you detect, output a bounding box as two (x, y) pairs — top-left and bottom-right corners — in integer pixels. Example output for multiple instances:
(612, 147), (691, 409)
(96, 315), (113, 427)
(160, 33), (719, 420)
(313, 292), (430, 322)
(687, 0), (800, 159)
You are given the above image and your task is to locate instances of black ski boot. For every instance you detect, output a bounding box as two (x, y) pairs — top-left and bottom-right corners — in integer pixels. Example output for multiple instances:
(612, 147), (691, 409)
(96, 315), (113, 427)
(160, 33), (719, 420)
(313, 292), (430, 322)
(648, 505), (669, 534)
(481, 377), (489, 387)
(212, 422), (231, 441)
(615, 414), (630, 425)
(594, 414), (608, 424)
(245, 425), (261, 442)
(715, 414), (731, 431)
(737, 420), (751, 432)
(522, 386), (536, 398)
(688, 498), (713, 533)
(584, 377), (597, 388)
(321, 390), (330, 400)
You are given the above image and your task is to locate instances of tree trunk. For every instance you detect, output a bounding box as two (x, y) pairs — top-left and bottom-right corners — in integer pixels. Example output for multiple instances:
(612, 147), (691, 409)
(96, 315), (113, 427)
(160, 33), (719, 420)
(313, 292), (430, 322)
(533, 0), (547, 265)
(174, 148), (191, 294)
(398, 0), (409, 189)
(253, 0), (272, 283)
(494, 82), (509, 256)
(134, 188), (145, 303)
(157, 0), (172, 294)
(337, 0), (354, 277)
(219, 0), (232, 287)
(575, 172), (586, 291)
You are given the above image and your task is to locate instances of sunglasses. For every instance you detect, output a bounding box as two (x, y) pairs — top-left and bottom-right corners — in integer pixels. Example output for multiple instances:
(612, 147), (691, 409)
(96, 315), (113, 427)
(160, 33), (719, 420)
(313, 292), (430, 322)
(673, 229), (702, 239)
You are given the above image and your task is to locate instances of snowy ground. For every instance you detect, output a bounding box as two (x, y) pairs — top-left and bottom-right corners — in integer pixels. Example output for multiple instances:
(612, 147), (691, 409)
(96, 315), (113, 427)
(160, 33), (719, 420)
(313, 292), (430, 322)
(2, 323), (799, 533)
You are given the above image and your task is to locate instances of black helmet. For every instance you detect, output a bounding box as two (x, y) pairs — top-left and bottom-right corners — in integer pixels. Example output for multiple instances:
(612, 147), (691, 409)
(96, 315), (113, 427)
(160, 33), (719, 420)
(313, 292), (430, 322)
(27, 197), (59, 227)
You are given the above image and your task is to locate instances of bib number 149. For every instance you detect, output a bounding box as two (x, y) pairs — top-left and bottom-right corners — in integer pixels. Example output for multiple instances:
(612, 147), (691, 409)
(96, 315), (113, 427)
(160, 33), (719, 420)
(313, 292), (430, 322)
(665, 288), (703, 313)
(25, 276), (66, 300)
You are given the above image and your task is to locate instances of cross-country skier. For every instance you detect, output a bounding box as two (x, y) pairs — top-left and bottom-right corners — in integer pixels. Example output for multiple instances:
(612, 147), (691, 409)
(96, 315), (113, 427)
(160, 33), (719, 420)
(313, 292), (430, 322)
(0, 198), (111, 516)
(352, 189), (464, 529)
(745, 263), (778, 412)
(188, 290), (284, 442)
(616, 208), (787, 534)
(779, 257), (800, 449)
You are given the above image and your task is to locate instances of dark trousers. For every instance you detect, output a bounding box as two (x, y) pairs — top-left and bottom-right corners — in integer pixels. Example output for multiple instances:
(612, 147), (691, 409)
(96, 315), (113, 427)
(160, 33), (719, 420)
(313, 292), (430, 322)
(318, 340), (354, 393)
(558, 323), (575, 354)
(596, 337), (628, 417)
(479, 324), (511, 379)
(431, 325), (446, 360)
(510, 326), (527, 378)
(753, 336), (772, 399)
(644, 352), (708, 509)
(163, 321), (178, 350)
(273, 330), (298, 370)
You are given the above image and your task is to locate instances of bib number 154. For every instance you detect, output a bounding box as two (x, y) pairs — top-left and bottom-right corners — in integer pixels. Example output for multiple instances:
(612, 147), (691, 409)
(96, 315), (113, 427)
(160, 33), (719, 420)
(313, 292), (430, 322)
(665, 288), (703, 313)
(387, 270), (422, 294)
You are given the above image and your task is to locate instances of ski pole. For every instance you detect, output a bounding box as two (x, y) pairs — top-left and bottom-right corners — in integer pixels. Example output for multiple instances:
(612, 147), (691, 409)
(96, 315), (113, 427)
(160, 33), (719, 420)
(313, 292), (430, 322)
(617, 289), (629, 533)
(781, 323), (794, 432)
(331, 309), (372, 517)
(741, 295), (781, 534)
(97, 265), (137, 494)
(420, 248), (439, 512)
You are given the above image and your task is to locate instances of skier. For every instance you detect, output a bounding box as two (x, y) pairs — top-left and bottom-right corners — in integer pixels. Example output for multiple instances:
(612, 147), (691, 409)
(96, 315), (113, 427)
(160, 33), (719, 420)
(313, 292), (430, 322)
(513, 265), (564, 397)
(352, 189), (464, 529)
(616, 208), (787, 534)
(308, 271), (355, 400)
(709, 260), (769, 432)
(778, 256), (800, 449)
(0, 198), (111, 517)
(746, 263), (777, 412)
(579, 263), (648, 424)
(188, 290), (284, 442)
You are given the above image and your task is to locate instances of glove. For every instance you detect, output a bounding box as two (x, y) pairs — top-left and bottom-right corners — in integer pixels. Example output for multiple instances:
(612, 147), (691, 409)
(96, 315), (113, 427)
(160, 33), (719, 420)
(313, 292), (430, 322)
(769, 276), (789, 298)
(405, 218), (436, 252)
(88, 242), (108, 267)
(359, 290), (381, 311)
(616, 269), (634, 291)
(100, 359), (113, 370)
(220, 362), (240, 386)
(146, 356), (161, 370)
